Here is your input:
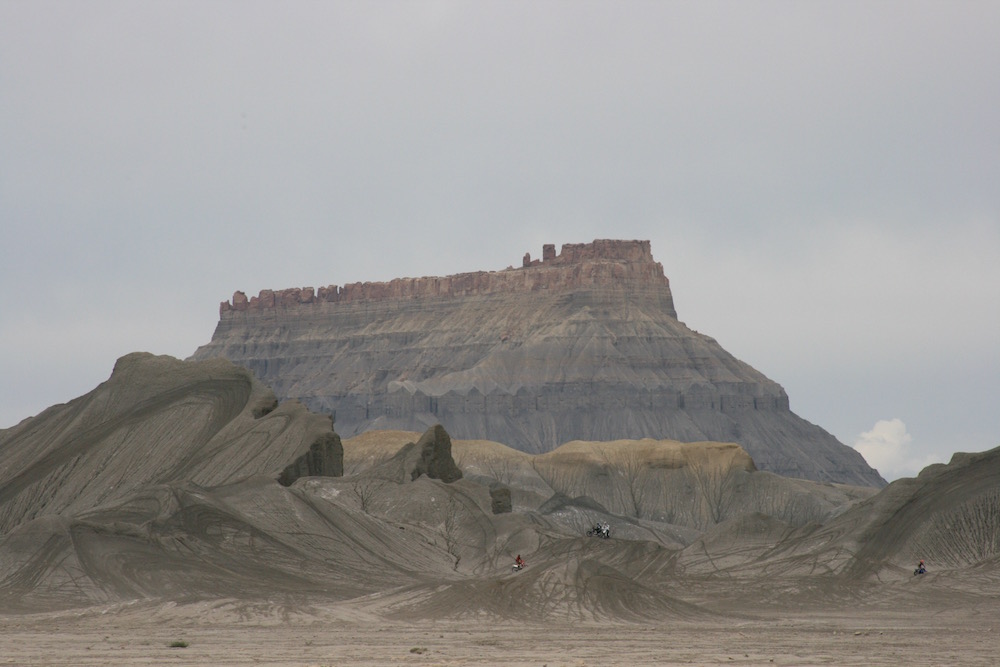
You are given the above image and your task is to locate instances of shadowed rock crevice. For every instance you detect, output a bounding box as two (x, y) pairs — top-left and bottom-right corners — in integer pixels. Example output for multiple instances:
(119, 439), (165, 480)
(277, 432), (344, 486)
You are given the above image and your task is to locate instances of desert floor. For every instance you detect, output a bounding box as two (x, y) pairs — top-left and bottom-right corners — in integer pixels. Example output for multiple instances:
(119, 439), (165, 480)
(2, 602), (998, 667)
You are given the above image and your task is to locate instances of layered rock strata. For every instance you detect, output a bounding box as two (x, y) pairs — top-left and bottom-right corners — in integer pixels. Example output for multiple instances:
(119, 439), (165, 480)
(191, 239), (884, 487)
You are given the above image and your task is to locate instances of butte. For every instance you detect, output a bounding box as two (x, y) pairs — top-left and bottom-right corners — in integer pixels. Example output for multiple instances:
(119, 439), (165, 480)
(190, 239), (884, 487)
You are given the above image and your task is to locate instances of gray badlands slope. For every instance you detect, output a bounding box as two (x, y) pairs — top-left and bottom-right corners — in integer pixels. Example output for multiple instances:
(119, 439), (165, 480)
(1, 353), (997, 626)
(190, 239), (883, 487)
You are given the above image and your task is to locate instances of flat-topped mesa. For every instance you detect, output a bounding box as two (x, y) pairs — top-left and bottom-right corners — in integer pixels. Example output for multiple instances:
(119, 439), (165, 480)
(194, 237), (885, 486)
(220, 239), (670, 314)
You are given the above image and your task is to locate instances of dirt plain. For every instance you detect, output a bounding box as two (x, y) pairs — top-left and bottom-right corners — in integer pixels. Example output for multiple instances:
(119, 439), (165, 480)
(3, 602), (999, 666)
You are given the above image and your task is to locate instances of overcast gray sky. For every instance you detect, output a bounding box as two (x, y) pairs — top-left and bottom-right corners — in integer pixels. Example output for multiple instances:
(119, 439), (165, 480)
(2, 1), (997, 480)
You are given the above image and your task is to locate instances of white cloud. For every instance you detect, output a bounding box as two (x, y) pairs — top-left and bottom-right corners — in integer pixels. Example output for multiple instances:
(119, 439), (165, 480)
(853, 418), (942, 481)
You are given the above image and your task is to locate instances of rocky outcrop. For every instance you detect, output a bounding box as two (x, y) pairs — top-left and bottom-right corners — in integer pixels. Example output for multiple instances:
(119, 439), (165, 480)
(0, 353), (343, 536)
(489, 483), (512, 514)
(278, 432), (344, 486)
(191, 239), (884, 487)
(361, 424), (463, 484)
(400, 424), (463, 483)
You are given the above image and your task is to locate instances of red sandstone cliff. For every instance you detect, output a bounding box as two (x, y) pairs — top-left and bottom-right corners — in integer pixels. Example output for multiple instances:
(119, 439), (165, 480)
(220, 240), (672, 315)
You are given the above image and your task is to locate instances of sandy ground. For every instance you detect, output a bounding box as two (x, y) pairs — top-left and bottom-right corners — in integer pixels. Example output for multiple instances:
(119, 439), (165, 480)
(2, 604), (998, 667)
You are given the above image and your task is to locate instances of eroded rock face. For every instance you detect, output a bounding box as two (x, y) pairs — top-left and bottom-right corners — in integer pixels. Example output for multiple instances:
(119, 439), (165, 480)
(403, 424), (463, 483)
(364, 424), (463, 484)
(0, 353), (343, 535)
(490, 484), (512, 514)
(278, 432), (344, 486)
(190, 239), (884, 487)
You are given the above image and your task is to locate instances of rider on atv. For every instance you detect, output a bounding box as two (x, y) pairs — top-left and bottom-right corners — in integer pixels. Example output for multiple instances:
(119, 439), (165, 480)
(588, 522), (611, 539)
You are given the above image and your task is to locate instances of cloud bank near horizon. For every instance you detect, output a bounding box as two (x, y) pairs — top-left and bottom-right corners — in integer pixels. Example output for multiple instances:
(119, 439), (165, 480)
(853, 418), (945, 482)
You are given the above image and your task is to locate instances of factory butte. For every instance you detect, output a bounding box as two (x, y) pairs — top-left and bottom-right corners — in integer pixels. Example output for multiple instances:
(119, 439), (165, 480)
(193, 239), (883, 487)
(219, 240), (673, 313)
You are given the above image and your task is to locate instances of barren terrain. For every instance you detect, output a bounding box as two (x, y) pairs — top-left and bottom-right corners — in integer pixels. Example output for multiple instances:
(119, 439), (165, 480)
(3, 602), (999, 666)
(2, 354), (998, 665)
